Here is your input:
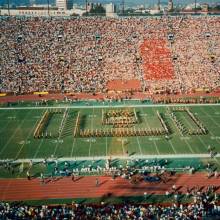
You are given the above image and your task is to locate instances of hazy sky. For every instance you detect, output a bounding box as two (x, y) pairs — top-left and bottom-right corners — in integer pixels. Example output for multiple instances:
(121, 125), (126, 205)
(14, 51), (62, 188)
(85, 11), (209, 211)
(0, 0), (220, 7)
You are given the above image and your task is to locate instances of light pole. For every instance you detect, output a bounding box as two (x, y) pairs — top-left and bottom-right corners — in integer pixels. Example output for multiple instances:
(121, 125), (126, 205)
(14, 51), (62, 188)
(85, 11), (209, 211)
(7, 0), (10, 16)
(47, 0), (50, 16)
(194, 0), (197, 14)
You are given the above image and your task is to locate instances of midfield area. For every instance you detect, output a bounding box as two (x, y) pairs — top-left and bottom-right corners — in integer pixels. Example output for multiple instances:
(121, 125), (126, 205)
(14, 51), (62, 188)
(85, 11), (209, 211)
(0, 104), (220, 159)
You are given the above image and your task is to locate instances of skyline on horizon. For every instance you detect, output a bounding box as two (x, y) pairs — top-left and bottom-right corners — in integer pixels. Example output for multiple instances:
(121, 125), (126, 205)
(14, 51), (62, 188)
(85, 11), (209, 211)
(0, 0), (220, 7)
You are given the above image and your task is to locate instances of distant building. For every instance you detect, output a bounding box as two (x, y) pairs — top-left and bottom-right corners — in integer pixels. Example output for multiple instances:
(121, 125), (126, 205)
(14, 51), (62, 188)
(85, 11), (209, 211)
(0, 7), (72, 16)
(56, 0), (66, 10)
(105, 3), (116, 17)
(86, 3), (94, 12)
(56, 0), (73, 10)
(156, 0), (160, 11)
(66, 0), (74, 10)
(201, 3), (209, 12)
(168, 0), (173, 11)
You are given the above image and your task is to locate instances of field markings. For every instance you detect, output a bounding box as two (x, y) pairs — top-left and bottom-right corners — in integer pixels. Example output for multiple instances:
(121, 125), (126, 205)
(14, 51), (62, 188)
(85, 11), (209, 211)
(153, 141), (160, 155)
(0, 117), (11, 134)
(71, 112), (80, 157)
(209, 105), (220, 116)
(168, 139), (177, 154)
(169, 112), (195, 154)
(0, 110), (33, 157)
(181, 112), (207, 152)
(33, 139), (44, 159)
(1, 103), (220, 111)
(15, 111), (42, 159)
(199, 107), (220, 129)
(141, 107), (160, 155)
(198, 106), (220, 146)
(151, 107), (173, 155)
(70, 138), (77, 158)
(89, 107), (95, 157)
(30, 110), (48, 158)
(136, 136), (143, 155)
(4, 153), (220, 163)
(0, 110), (13, 133)
(53, 108), (68, 156)
(105, 137), (108, 157)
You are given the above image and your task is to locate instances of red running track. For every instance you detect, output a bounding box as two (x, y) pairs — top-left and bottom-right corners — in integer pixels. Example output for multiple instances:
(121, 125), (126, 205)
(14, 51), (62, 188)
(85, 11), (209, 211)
(0, 173), (219, 201)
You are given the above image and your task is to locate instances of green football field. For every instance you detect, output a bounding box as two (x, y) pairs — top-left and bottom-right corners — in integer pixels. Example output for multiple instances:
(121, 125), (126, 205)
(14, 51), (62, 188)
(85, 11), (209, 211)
(0, 104), (220, 160)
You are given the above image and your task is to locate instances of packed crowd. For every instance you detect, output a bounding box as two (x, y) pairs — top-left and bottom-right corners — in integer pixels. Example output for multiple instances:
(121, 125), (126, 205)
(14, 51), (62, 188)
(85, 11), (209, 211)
(0, 201), (219, 219)
(0, 16), (219, 94)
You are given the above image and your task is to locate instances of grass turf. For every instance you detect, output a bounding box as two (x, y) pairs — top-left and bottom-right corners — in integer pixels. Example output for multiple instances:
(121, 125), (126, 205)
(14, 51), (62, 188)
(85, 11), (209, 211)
(0, 104), (220, 160)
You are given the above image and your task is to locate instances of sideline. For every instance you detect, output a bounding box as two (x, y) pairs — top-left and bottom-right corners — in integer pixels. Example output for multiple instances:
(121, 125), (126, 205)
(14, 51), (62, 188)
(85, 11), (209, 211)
(0, 103), (220, 110)
(0, 153), (219, 163)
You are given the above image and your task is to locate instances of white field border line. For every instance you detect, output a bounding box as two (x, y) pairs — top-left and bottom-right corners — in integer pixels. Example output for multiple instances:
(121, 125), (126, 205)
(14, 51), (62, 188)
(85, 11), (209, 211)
(15, 112), (42, 159)
(181, 111), (208, 152)
(3, 153), (220, 163)
(53, 108), (69, 156)
(0, 109), (33, 156)
(1, 103), (220, 110)
(141, 107), (159, 155)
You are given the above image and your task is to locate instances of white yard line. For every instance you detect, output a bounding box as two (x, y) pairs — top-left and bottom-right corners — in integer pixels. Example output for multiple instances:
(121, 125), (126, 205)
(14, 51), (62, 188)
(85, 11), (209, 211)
(33, 139), (44, 159)
(71, 138), (76, 158)
(0, 110), (33, 156)
(89, 107), (95, 157)
(153, 141), (160, 155)
(198, 106), (220, 146)
(184, 139), (195, 154)
(199, 107), (220, 129)
(169, 112), (195, 154)
(0, 110), (12, 133)
(141, 107), (160, 155)
(31, 110), (48, 158)
(105, 136), (108, 157)
(0, 118), (11, 133)
(181, 112), (207, 151)
(136, 136), (143, 155)
(209, 104), (220, 115)
(168, 140), (177, 154)
(53, 109), (69, 156)
(15, 113), (41, 159)
(153, 108), (178, 154)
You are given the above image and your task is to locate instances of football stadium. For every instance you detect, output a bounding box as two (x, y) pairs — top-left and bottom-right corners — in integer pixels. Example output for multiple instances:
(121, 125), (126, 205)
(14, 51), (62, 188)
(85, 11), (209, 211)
(0, 0), (220, 218)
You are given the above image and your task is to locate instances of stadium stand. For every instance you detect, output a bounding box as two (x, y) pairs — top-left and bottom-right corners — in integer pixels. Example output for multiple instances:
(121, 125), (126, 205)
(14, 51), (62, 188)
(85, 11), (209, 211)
(0, 16), (219, 95)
